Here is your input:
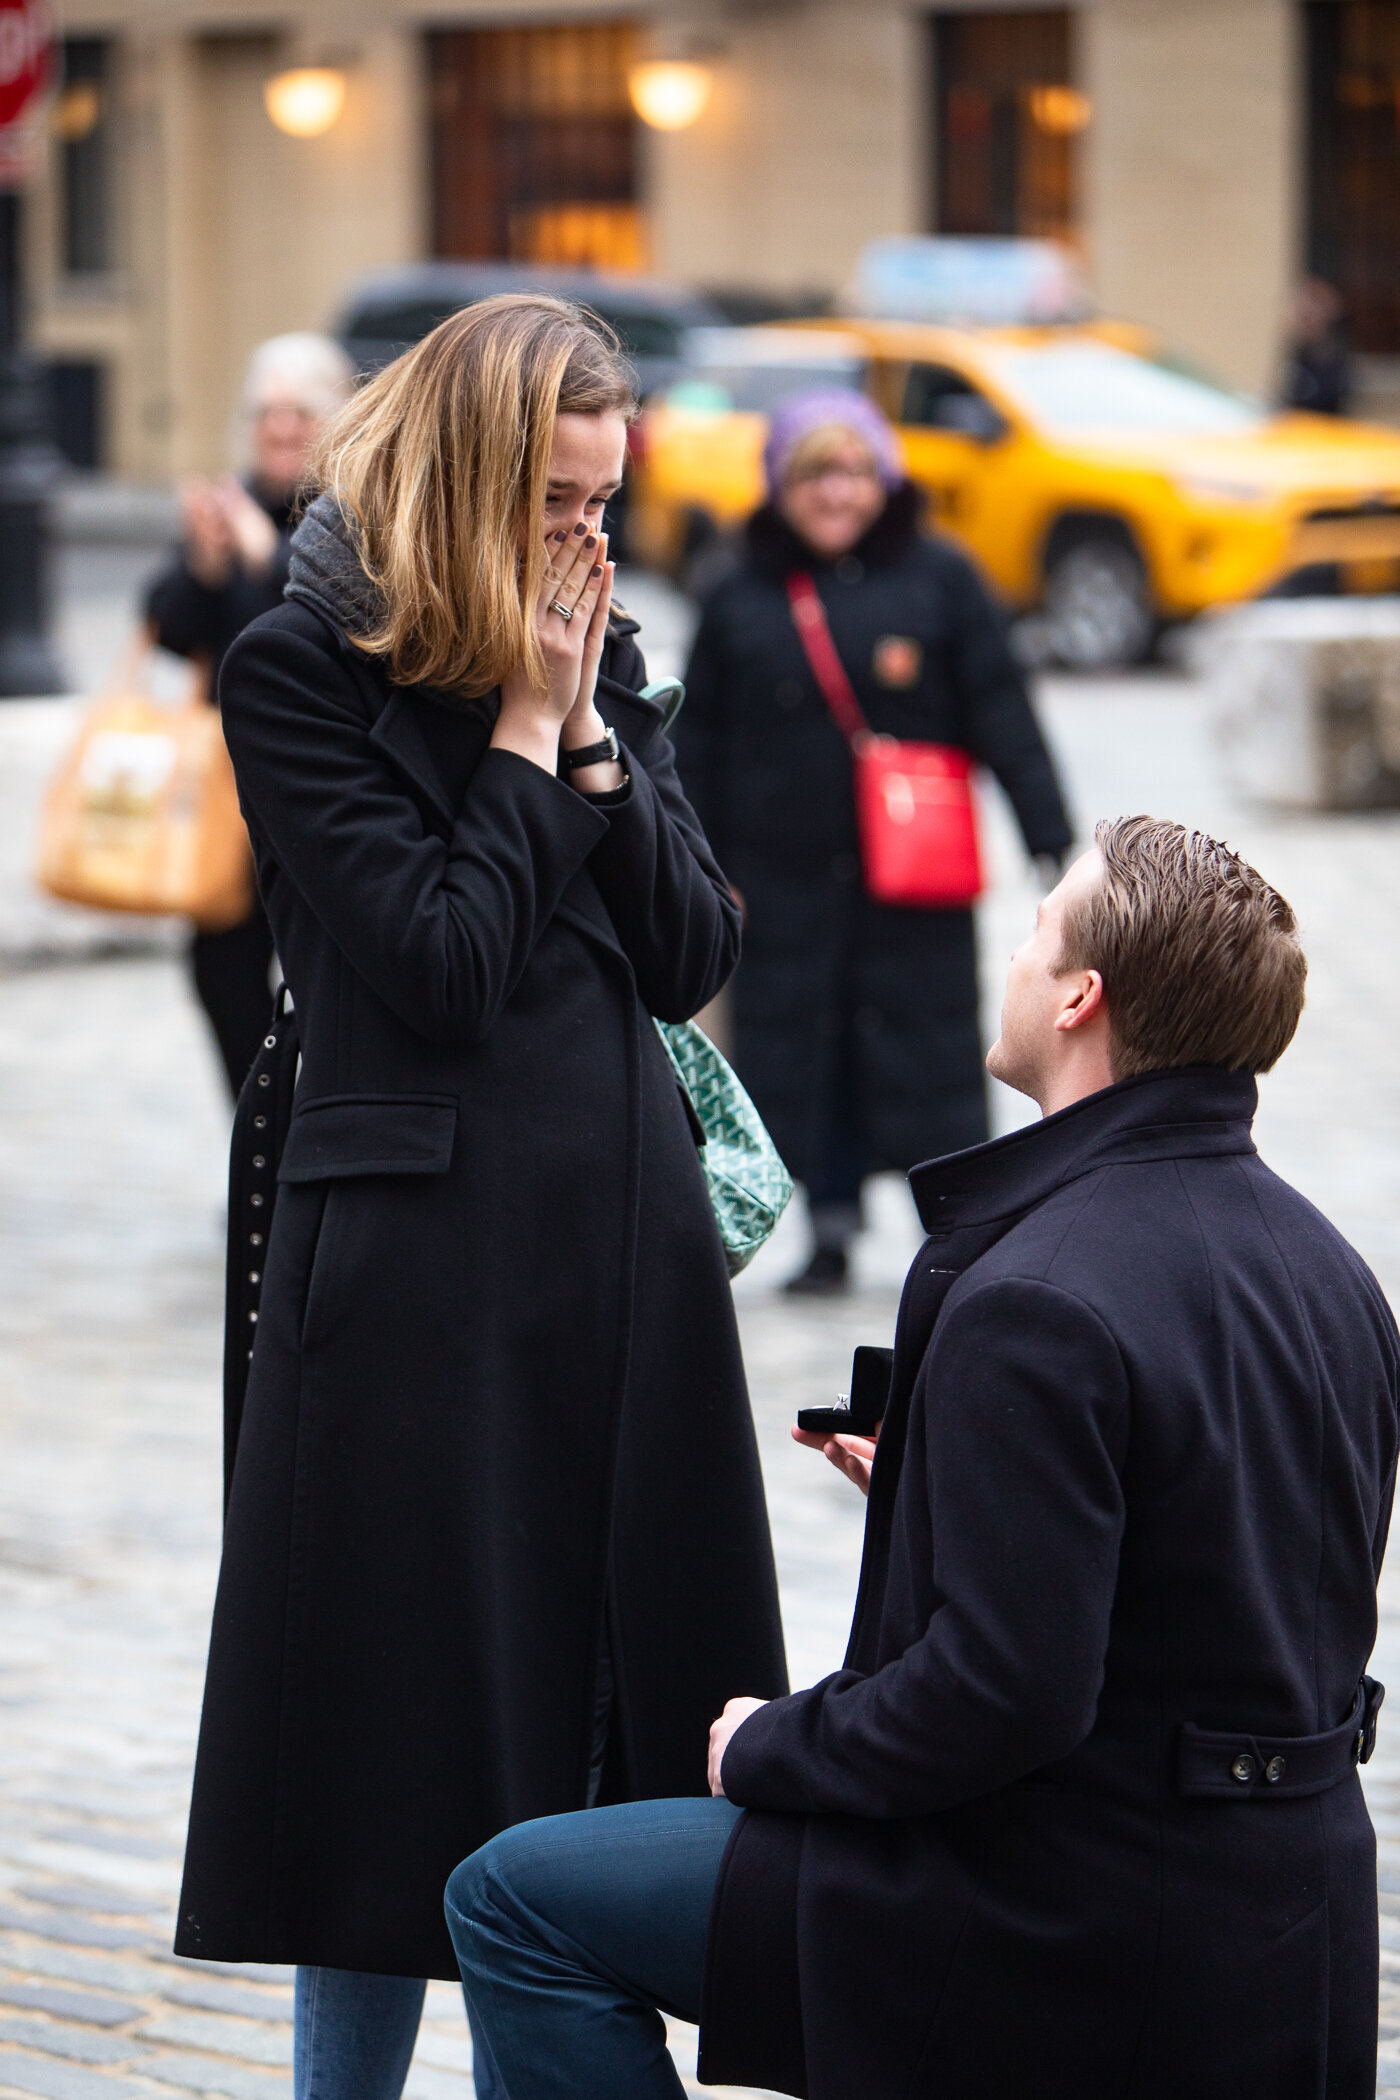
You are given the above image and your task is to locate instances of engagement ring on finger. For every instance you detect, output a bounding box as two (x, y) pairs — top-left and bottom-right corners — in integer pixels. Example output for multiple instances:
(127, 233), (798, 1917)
(549, 600), (574, 622)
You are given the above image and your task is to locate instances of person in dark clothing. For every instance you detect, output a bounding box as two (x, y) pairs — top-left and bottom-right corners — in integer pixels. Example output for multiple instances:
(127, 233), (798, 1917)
(672, 388), (1071, 1292)
(1280, 276), (1353, 418)
(175, 296), (787, 2100)
(447, 814), (1399, 2100)
(145, 332), (353, 1096)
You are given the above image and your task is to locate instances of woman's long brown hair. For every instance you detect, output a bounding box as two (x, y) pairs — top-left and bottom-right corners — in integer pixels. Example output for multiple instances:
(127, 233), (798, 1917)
(313, 294), (636, 696)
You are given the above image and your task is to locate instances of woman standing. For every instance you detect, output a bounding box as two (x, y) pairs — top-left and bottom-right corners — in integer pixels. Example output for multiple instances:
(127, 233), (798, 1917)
(174, 297), (787, 2098)
(674, 391), (1072, 1292)
(145, 333), (354, 1096)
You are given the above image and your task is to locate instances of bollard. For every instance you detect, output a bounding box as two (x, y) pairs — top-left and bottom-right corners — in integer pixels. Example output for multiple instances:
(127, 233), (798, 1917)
(1200, 597), (1400, 810)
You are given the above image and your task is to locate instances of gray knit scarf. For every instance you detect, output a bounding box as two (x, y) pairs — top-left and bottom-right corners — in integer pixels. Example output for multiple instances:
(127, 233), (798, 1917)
(284, 490), (386, 641)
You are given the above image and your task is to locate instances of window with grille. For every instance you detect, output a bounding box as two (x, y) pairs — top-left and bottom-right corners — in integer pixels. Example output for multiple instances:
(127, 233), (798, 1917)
(53, 37), (114, 276)
(429, 22), (644, 270)
(1305, 0), (1400, 350)
(930, 10), (1083, 244)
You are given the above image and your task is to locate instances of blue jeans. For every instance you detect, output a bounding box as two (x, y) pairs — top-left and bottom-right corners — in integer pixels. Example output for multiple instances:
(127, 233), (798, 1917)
(445, 1798), (743, 2100)
(294, 1963), (507, 2100)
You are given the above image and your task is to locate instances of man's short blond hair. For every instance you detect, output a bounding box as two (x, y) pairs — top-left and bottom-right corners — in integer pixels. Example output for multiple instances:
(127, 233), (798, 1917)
(1058, 816), (1307, 1080)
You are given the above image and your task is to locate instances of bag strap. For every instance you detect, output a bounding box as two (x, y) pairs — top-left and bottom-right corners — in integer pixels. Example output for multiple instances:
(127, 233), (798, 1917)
(106, 619), (210, 708)
(786, 571), (869, 747)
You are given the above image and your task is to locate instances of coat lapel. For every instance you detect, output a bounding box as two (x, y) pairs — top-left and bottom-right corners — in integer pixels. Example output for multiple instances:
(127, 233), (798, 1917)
(368, 687), (460, 826)
(359, 635), (660, 973)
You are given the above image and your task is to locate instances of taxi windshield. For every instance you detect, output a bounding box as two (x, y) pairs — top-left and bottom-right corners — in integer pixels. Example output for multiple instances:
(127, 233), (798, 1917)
(983, 341), (1268, 437)
(666, 360), (864, 414)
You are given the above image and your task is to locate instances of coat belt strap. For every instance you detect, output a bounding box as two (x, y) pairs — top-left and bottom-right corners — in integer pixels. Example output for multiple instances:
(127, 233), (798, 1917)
(1175, 1676), (1384, 1799)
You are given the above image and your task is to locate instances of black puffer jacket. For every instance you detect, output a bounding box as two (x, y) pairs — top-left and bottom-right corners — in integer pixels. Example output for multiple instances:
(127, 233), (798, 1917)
(673, 487), (1072, 1178)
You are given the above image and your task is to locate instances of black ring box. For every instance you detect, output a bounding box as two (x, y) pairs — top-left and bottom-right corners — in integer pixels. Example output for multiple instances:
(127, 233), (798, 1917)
(797, 1345), (893, 1435)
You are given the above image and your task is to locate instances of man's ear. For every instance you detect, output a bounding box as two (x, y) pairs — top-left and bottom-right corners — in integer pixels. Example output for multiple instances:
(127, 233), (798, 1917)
(1053, 970), (1106, 1035)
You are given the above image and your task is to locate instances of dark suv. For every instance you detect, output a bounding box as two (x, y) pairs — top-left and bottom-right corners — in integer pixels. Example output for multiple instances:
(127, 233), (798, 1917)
(335, 262), (724, 400)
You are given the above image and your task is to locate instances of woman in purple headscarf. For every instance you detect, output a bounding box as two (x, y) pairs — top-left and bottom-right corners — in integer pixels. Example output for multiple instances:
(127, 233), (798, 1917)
(672, 389), (1072, 1290)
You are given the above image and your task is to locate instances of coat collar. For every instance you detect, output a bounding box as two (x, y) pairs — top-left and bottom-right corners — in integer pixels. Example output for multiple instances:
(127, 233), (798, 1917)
(908, 1066), (1260, 1234)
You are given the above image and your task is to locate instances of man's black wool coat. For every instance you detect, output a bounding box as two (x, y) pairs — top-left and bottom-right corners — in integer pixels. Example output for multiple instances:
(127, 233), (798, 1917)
(175, 600), (788, 1980)
(700, 1068), (1399, 2100)
(673, 487), (1072, 1178)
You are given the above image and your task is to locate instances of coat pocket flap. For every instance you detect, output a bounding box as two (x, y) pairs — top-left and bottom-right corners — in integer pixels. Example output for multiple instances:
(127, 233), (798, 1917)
(278, 1094), (457, 1181)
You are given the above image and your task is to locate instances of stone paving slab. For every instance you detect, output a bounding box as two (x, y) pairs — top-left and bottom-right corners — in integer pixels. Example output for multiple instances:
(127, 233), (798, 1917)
(0, 2027), (137, 2068)
(0, 2058), (157, 2100)
(133, 2056), (287, 2100)
(131, 2020), (288, 2070)
(0, 1995), (144, 2033)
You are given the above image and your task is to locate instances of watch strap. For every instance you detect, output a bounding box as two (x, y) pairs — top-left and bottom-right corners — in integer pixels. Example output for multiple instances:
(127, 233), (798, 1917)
(561, 726), (620, 771)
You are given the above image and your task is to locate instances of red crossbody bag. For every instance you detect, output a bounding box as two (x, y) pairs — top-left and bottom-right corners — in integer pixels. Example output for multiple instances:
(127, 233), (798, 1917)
(786, 572), (984, 908)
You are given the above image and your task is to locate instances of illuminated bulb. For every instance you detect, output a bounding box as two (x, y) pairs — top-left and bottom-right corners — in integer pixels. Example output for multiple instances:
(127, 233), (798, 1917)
(628, 61), (711, 132)
(1028, 86), (1091, 135)
(263, 67), (346, 139)
(52, 82), (101, 145)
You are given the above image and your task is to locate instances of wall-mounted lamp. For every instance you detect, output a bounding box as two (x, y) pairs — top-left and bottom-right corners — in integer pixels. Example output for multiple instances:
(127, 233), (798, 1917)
(51, 81), (101, 145)
(1027, 86), (1091, 135)
(628, 60), (711, 132)
(264, 66), (346, 138)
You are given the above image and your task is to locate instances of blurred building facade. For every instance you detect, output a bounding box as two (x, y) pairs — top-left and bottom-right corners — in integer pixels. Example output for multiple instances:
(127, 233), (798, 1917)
(27, 0), (1399, 478)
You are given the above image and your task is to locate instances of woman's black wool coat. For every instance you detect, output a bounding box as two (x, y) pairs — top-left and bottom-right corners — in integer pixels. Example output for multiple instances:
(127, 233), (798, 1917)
(673, 488), (1072, 1179)
(700, 1070), (1400, 2100)
(174, 601), (788, 1981)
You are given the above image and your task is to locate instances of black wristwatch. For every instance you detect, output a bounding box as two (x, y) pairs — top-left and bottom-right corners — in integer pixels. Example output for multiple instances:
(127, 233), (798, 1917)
(561, 726), (620, 771)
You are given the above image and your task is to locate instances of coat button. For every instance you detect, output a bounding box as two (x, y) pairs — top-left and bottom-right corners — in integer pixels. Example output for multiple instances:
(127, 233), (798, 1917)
(252, 1154), (266, 1169)
(257, 1073), (271, 1088)
(250, 1193), (265, 1208)
(248, 1271), (260, 1286)
(248, 1310), (258, 1324)
(249, 1232), (263, 1247)
(253, 1116), (267, 1131)
(264, 1034), (277, 1049)
(1264, 1756), (1286, 1784)
(1231, 1753), (1257, 1784)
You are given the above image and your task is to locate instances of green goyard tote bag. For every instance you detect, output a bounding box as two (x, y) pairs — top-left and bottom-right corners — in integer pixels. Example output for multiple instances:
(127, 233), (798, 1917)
(642, 676), (792, 1276)
(656, 1017), (793, 1278)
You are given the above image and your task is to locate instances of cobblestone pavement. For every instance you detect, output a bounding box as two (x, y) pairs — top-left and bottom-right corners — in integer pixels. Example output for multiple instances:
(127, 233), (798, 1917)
(4, 569), (1400, 2091)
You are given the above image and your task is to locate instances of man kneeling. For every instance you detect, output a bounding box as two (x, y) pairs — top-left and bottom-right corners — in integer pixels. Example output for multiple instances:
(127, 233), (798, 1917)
(446, 817), (1398, 2100)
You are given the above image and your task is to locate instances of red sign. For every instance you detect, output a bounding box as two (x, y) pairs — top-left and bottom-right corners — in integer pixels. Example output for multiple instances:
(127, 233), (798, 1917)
(0, 0), (51, 184)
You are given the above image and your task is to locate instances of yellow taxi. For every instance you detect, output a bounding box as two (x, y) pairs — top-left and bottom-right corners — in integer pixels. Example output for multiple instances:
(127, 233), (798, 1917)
(628, 318), (1400, 668)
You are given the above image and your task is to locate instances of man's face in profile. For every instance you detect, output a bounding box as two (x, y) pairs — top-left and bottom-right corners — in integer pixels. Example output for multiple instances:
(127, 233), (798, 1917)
(986, 850), (1103, 1102)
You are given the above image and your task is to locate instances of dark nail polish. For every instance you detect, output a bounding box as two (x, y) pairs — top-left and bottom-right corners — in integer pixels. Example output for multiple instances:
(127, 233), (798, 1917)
(591, 564), (603, 576)
(584, 534), (597, 548)
(573, 522), (588, 535)
(553, 530), (568, 542)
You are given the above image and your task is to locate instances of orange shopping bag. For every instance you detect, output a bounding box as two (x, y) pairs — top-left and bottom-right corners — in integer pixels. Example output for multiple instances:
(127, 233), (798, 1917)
(36, 644), (254, 931)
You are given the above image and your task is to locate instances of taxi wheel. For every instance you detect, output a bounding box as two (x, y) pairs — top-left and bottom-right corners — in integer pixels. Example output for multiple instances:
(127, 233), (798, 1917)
(1043, 533), (1155, 671)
